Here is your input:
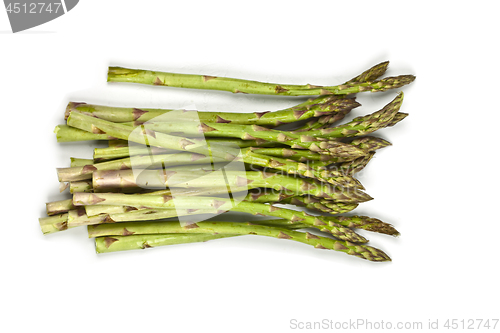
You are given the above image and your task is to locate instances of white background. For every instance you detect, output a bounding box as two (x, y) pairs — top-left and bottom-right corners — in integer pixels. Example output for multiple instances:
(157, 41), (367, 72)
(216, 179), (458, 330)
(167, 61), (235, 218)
(1, 1), (499, 332)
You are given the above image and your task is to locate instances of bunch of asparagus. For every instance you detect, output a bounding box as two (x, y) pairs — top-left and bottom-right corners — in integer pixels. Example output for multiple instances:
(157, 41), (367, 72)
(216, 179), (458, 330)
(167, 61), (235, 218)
(40, 61), (414, 262)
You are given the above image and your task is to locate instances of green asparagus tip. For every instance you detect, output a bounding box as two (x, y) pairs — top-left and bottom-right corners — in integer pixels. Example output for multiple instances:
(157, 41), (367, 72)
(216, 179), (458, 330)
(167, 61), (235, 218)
(363, 61), (389, 81)
(362, 217), (400, 237)
(388, 113), (409, 127)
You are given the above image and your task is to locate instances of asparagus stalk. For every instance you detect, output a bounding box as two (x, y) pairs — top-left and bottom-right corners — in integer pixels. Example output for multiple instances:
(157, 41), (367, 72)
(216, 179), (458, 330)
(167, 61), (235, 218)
(57, 153), (221, 182)
(78, 61), (389, 128)
(93, 138), (280, 161)
(95, 233), (232, 253)
(107, 66), (414, 96)
(91, 219), (312, 253)
(72, 207), (305, 229)
(89, 221), (391, 262)
(92, 139), (379, 165)
(65, 95), (359, 125)
(85, 205), (135, 217)
(56, 123), (276, 150)
(94, 146), (175, 162)
(73, 192), (369, 242)
(92, 169), (362, 197)
(86, 186), (250, 216)
(135, 120), (368, 158)
(66, 111), (244, 159)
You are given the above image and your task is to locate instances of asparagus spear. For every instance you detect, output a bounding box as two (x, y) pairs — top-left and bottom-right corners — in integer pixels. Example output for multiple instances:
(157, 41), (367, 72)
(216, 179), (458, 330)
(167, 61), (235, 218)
(91, 219), (311, 252)
(83, 190), (342, 217)
(92, 138), (381, 165)
(66, 111), (244, 158)
(92, 169), (362, 197)
(92, 139), (281, 161)
(85, 205), (135, 217)
(86, 62), (388, 127)
(92, 141), (354, 164)
(135, 120), (368, 158)
(89, 221), (391, 262)
(95, 233), (232, 253)
(57, 153), (222, 182)
(65, 95), (359, 125)
(73, 192), (369, 242)
(56, 124), (276, 150)
(107, 66), (414, 96)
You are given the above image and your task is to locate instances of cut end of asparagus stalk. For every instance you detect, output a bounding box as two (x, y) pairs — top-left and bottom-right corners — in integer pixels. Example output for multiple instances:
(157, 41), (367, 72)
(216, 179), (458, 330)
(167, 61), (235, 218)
(39, 214), (70, 235)
(108, 67), (141, 81)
